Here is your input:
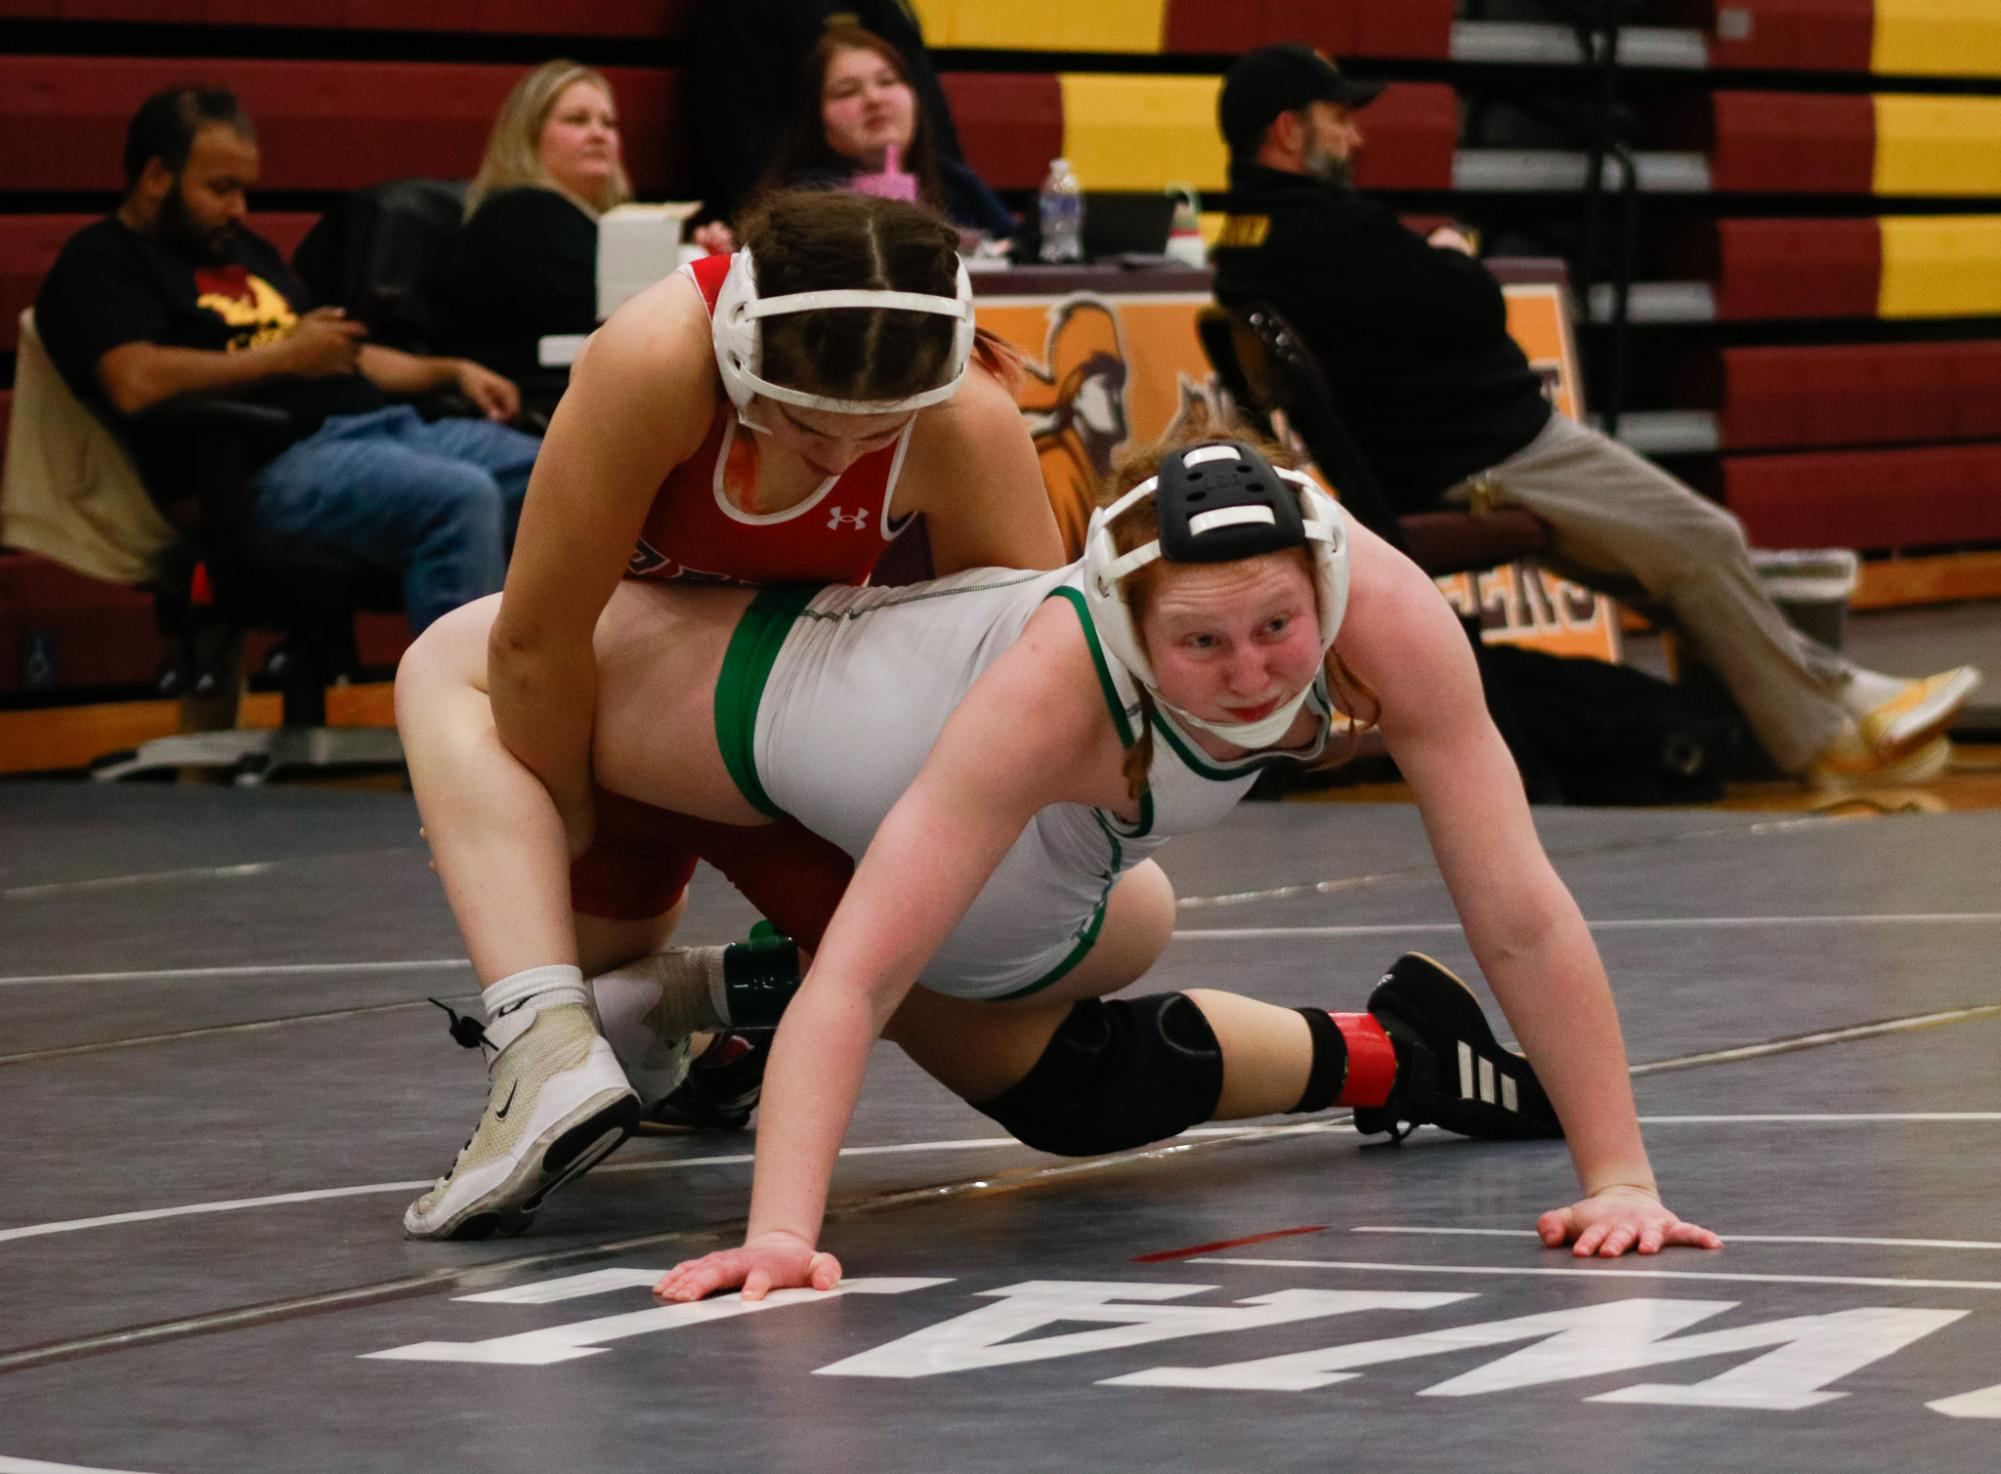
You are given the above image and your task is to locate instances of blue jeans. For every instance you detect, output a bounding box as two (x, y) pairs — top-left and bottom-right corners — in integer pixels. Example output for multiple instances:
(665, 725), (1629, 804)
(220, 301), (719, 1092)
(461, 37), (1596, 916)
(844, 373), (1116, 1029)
(251, 405), (541, 632)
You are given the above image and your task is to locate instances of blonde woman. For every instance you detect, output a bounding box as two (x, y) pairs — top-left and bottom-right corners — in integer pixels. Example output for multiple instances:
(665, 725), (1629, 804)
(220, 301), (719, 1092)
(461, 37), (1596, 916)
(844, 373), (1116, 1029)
(431, 61), (634, 393)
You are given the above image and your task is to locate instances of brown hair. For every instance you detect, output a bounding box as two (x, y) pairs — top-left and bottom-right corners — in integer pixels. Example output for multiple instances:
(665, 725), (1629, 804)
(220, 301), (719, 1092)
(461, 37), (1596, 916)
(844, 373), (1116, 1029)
(759, 26), (950, 213)
(466, 60), (633, 219)
(734, 188), (968, 403)
(1097, 410), (1381, 800)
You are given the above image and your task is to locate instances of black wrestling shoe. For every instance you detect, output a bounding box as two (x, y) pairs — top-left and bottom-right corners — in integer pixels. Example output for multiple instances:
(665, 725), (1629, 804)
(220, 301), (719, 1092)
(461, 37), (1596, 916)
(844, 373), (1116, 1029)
(641, 1029), (768, 1132)
(1351, 953), (1565, 1143)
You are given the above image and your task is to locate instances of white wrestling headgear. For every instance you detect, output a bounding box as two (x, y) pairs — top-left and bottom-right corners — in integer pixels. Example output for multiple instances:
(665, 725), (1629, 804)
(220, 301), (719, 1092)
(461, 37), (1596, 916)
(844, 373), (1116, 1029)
(1082, 441), (1350, 748)
(712, 247), (977, 415)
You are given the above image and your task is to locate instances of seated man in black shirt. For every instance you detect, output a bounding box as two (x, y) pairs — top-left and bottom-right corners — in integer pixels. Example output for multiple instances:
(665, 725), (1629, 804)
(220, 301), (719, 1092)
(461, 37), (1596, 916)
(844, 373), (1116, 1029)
(1209, 44), (1978, 787)
(35, 86), (543, 633)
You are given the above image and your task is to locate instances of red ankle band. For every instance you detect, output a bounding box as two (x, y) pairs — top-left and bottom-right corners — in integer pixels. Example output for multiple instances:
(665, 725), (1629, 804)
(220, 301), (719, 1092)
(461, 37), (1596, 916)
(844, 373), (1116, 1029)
(1332, 1012), (1397, 1107)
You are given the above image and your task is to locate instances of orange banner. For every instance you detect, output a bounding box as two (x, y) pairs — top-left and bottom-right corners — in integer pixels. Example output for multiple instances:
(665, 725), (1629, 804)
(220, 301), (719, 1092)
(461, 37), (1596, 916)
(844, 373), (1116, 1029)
(975, 279), (1619, 661)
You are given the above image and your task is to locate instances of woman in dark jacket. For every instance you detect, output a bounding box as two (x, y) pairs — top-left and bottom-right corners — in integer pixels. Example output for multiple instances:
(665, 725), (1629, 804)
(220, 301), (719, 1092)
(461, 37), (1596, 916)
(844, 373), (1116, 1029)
(431, 61), (634, 416)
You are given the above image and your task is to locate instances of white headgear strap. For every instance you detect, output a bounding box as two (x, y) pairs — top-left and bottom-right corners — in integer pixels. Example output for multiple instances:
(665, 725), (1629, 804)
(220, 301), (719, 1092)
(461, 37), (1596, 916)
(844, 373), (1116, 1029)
(713, 247), (977, 415)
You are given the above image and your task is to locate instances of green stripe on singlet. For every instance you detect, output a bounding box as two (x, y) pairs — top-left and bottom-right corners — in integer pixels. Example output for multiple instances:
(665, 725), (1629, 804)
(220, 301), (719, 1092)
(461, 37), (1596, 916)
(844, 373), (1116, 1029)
(714, 583), (823, 819)
(1045, 586), (1134, 748)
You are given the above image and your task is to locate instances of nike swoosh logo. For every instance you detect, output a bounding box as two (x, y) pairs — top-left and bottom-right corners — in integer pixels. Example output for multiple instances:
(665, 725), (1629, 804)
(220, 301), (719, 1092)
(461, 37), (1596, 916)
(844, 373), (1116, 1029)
(494, 1082), (519, 1120)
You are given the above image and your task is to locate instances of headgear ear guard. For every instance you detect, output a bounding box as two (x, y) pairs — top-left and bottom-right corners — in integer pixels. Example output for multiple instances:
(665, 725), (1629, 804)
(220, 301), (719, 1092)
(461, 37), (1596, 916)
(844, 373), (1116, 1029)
(1082, 440), (1350, 717)
(712, 247), (977, 415)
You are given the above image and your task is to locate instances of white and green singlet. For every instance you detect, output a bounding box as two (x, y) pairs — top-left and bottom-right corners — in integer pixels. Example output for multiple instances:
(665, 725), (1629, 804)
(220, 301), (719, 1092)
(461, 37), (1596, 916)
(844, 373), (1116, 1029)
(713, 563), (1332, 1001)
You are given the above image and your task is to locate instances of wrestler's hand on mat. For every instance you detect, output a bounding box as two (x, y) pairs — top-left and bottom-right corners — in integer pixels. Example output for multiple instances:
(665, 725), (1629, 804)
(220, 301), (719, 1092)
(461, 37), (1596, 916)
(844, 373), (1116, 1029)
(1538, 1186), (1723, 1258)
(653, 1230), (842, 1303)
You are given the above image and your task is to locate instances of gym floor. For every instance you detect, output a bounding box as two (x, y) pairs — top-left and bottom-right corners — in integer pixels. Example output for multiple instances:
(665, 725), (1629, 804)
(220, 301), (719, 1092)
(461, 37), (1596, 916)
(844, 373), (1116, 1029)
(3, 781), (1997, 1473)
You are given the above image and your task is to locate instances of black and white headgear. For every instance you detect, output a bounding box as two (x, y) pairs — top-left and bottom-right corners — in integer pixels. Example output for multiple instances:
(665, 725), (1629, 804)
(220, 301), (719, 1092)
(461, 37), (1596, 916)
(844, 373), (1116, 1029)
(1082, 440), (1349, 743)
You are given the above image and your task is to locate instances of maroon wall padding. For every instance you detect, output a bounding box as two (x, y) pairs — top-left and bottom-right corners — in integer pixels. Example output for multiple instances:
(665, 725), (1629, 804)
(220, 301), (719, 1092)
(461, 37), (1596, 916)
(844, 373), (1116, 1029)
(34, 0), (206, 17)
(1716, 343), (2001, 450)
(1724, 443), (2001, 551)
(1164, 0), (1453, 60)
(940, 72), (1064, 193)
(4, 1), (695, 33)
(1350, 82), (1458, 192)
(1656, 0), (1876, 73)
(1706, 92), (1876, 194)
(1, 212), (316, 354)
(1712, 218), (1882, 320)
(0, 550), (166, 695)
(0, 551), (409, 695)
(0, 57), (692, 197)
(340, 0), (695, 37)
(0, 215), (94, 356)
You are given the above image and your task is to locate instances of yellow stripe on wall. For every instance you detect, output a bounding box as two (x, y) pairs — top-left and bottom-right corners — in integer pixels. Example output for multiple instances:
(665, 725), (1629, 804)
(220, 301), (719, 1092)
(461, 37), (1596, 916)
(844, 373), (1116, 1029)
(1874, 96), (2001, 195)
(1058, 73), (1228, 191)
(909, 0), (1165, 52)
(1873, 0), (2001, 78)
(1878, 215), (2001, 317)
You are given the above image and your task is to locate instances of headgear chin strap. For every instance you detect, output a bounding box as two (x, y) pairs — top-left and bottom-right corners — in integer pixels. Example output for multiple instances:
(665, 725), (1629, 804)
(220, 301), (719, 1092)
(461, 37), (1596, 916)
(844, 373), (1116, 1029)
(712, 247), (976, 415)
(1082, 441), (1350, 748)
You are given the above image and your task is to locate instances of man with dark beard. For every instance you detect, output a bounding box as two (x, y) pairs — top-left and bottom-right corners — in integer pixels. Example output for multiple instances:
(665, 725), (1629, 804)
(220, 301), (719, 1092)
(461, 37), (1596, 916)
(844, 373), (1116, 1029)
(1209, 44), (1978, 788)
(35, 87), (543, 633)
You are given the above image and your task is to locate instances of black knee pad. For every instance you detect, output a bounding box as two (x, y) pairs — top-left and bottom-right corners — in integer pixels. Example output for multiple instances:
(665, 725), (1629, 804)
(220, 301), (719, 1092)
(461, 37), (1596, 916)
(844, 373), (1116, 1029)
(973, 994), (1224, 1157)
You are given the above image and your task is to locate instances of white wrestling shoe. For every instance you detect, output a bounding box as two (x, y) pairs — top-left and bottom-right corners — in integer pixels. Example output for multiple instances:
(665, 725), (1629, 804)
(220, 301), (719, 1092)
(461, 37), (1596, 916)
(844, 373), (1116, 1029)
(404, 997), (639, 1241)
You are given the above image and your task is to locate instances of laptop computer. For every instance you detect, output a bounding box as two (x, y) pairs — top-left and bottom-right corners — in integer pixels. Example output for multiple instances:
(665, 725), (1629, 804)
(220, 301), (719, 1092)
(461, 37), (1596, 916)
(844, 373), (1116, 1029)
(1021, 191), (1179, 263)
(1079, 192), (1178, 262)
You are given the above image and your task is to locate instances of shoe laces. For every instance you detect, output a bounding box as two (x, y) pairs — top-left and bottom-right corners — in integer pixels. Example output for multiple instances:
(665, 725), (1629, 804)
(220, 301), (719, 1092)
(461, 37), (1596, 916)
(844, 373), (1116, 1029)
(429, 997), (494, 1053)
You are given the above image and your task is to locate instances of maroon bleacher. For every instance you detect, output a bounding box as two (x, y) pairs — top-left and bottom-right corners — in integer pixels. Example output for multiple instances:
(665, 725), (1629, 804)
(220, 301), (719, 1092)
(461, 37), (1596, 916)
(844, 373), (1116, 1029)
(0, 56), (691, 198)
(1163, 0), (1453, 59)
(1671, 92), (1877, 194)
(1709, 342), (2001, 451)
(939, 74), (1064, 193)
(0, 1), (696, 35)
(1724, 442), (2001, 551)
(1663, 218), (1885, 321)
(1351, 83), (1458, 192)
(1657, 0), (1876, 74)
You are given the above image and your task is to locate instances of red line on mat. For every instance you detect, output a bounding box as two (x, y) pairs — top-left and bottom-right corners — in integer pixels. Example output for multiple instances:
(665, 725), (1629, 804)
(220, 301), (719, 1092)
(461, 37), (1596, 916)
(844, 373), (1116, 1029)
(1132, 1225), (1329, 1263)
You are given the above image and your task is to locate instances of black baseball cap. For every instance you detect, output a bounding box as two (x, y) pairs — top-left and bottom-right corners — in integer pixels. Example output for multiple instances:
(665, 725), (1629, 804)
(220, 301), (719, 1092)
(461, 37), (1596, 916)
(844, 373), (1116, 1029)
(1218, 44), (1385, 157)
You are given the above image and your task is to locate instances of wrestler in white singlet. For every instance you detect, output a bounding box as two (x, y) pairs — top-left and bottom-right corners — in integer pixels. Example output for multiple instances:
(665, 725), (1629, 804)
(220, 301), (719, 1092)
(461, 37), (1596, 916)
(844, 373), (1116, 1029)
(713, 564), (1333, 1000)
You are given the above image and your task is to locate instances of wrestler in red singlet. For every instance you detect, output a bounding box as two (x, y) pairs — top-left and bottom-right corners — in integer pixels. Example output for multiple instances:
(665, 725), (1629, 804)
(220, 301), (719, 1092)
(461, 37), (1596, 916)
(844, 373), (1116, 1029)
(572, 252), (960, 950)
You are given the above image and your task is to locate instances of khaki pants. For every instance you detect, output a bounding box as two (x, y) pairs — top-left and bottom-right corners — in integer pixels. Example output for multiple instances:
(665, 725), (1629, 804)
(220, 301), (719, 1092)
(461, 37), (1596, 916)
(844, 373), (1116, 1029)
(1446, 413), (1849, 772)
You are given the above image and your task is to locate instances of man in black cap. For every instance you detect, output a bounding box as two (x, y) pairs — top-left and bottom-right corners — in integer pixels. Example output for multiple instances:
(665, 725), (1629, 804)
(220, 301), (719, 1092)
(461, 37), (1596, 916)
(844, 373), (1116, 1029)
(1209, 43), (1978, 788)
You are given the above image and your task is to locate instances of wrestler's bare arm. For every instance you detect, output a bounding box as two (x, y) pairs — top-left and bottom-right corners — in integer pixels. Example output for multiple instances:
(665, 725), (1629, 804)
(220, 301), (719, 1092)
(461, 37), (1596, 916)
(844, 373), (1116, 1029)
(486, 276), (717, 846)
(654, 605), (1127, 1301)
(1342, 523), (1717, 1255)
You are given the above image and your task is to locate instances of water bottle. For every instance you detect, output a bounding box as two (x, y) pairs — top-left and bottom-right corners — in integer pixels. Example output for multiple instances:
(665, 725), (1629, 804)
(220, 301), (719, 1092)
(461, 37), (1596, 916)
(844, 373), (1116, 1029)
(1037, 157), (1084, 264)
(1164, 183), (1206, 268)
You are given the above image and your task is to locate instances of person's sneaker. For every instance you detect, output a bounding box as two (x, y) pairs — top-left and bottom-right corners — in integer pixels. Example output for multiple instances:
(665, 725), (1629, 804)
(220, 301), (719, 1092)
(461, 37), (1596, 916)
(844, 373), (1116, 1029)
(1853, 666), (1980, 752)
(403, 1001), (639, 1240)
(640, 1029), (768, 1132)
(1350, 953), (1564, 1143)
(1807, 723), (1952, 791)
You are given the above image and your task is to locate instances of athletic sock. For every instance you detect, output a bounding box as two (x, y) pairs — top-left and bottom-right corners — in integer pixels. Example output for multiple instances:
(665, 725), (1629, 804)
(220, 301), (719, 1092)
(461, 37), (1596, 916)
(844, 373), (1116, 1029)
(477, 963), (590, 1060)
(592, 948), (722, 1062)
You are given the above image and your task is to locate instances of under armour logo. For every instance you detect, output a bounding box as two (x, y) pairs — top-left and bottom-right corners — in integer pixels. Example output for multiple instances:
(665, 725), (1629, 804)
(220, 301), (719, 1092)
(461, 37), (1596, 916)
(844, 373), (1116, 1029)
(828, 506), (870, 531)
